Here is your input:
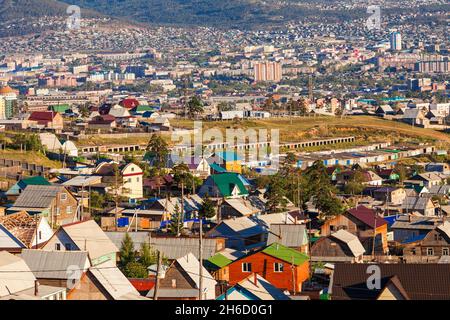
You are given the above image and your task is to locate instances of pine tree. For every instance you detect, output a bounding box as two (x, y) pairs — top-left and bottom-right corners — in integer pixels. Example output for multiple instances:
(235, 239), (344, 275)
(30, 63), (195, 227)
(168, 203), (184, 236)
(119, 233), (135, 268)
(199, 193), (216, 219)
(139, 243), (157, 268)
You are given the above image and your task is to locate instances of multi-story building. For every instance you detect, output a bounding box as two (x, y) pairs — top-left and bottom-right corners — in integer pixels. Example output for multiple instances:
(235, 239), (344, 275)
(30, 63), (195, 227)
(253, 61), (282, 82)
(0, 85), (18, 119)
(390, 31), (402, 51)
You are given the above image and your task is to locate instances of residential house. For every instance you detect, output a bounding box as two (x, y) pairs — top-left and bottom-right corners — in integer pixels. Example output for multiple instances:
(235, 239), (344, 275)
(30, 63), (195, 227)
(311, 229), (366, 263)
(209, 151), (243, 174)
(28, 111), (64, 130)
(79, 261), (145, 300)
(144, 194), (204, 221)
(401, 108), (429, 127)
(320, 206), (388, 254)
(217, 274), (291, 300)
(5, 176), (51, 201)
(266, 224), (309, 253)
(330, 263), (450, 300)
(390, 214), (439, 243)
(146, 253), (217, 300)
(371, 187), (407, 205)
(150, 117), (171, 131)
(207, 216), (266, 251)
(20, 249), (90, 290)
(0, 211), (53, 252)
(428, 185), (450, 198)
(198, 173), (249, 198)
(0, 251), (66, 300)
(402, 196), (436, 216)
(226, 243), (310, 293)
(403, 222), (450, 259)
(220, 198), (261, 219)
(425, 163), (450, 174)
(88, 115), (117, 130)
(94, 162), (144, 200)
(375, 105), (395, 116)
(8, 185), (79, 226)
(407, 172), (447, 188)
(106, 232), (225, 260)
(43, 220), (119, 266)
(204, 248), (245, 281)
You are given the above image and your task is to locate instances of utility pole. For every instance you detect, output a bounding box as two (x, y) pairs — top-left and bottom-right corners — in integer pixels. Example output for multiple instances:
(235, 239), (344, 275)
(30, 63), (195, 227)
(291, 256), (297, 295)
(179, 181), (184, 237)
(198, 217), (203, 300)
(372, 211), (378, 259)
(153, 251), (162, 300)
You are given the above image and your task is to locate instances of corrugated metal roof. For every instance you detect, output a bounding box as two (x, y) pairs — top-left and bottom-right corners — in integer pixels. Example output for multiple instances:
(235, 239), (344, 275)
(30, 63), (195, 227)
(13, 185), (66, 208)
(105, 232), (219, 260)
(89, 261), (141, 300)
(267, 224), (307, 247)
(20, 250), (90, 279)
(176, 253), (216, 299)
(59, 220), (119, 260)
(0, 252), (36, 298)
(330, 230), (366, 257)
(224, 198), (259, 216)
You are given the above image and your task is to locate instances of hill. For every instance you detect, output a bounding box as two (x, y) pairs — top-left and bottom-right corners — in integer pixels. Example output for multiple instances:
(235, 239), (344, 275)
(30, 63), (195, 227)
(0, 0), (102, 20)
(62, 0), (365, 29)
(0, 0), (104, 36)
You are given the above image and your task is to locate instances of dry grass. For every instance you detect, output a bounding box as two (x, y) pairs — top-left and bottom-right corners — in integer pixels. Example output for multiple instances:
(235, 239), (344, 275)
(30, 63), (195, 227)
(172, 116), (450, 148)
(0, 150), (62, 168)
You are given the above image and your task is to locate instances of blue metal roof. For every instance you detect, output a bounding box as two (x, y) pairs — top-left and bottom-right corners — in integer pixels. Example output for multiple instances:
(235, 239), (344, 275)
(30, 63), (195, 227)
(402, 233), (427, 244)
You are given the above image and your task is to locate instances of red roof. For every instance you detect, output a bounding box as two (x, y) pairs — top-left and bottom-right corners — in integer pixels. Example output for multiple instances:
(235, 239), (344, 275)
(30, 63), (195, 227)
(29, 111), (57, 121)
(120, 98), (140, 109)
(128, 278), (155, 292)
(347, 205), (387, 229)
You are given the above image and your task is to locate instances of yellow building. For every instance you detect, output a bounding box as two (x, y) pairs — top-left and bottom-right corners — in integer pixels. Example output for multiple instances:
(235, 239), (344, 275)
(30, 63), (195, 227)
(210, 151), (242, 174)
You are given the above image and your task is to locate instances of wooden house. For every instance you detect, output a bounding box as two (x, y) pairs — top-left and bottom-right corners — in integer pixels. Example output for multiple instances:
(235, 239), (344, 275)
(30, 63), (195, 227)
(320, 205), (388, 254)
(226, 243), (310, 293)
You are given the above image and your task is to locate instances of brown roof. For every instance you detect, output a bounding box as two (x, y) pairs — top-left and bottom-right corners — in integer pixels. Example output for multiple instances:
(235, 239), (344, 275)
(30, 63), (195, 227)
(0, 211), (39, 248)
(332, 264), (450, 300)
(346, 205), (387, 229)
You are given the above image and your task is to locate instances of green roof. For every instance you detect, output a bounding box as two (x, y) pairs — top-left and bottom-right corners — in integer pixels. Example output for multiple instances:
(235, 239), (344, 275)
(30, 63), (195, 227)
(211, 173), (248, 197)
(206, 253), (233, 269)
(133, 105), (154, 112)
(209, 163), (227, 173)
(49, 104), (71, 113)
(262, 243), (309, 266)
(380, 149), (400, 153)
(20, 176), (50, 187)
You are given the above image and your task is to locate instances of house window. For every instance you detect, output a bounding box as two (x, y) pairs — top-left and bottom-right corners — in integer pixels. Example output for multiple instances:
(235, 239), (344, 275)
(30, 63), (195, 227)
(274, 263), (284, 272)
(443, 248), (449, 256)
(128, 178), (132, 183)
(67, 206), (72, 214)
(171, 279), (177, 288)
(427, 248), (434, 256)
(242, 262), (252, 273)
(38, 231), (42, 240)
(55, 243), (61, 251)
(60, 193), (67, 201)
(136, 177), (140, 182)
